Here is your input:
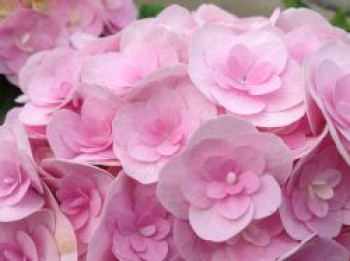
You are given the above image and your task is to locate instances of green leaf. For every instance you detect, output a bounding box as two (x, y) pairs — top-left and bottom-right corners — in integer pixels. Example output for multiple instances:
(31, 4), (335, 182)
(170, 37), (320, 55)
(331, 9), (350, 32)
(282, 0), (308, 8)
(139, 3), (164, 19)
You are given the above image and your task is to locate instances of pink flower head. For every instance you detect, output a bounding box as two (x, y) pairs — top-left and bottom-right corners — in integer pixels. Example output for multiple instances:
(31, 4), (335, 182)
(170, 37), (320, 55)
(47, 91), (121, 165)
(80, 43), (176, 97)
(280, 235), (349, 261)
(87, 173), (173, 261)
(212, 214), (297, 261)
(119, 5), (197, 63)
(94, 0), (137, 33)
(0, 118), (45, 221)
(113, 66), (217, 184)
(276, 8), (348, 65)
(157, 116), (293, 242)
(49, 0), (104, 35)
(0, 8), (66, 79)
(261, 90), (327, 159)
(194, 4), (278, 32)
(280, 137), (350, 240)
(0, 209), (74, 261)
(189, 24), (305, 128)
(306, 41), (350, 165)
(192, 4), (237, 26)
(173, 213), (296, 261)
(41, 159), (113, 257)
(19, 47), (83, 126)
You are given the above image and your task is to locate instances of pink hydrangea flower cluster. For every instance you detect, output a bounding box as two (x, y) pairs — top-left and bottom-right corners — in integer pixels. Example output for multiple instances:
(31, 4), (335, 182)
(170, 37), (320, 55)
(2, 3), (350, 261)
(0, 0), (137, 82)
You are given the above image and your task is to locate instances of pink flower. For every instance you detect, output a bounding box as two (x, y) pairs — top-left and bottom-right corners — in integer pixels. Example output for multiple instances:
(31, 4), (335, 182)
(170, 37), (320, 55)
(19, 48), (83, 126)
(47, 93), (121, 165)
(50, 0), (136, 35)
(189, 24), (305, 128)
(194, 4), (278, 32)
(80, 43), (171, 97)
(94, 0), (137, 33)
(50, 0), (104, 35)
(261, 90), (327, 159)
(0, 209), (75, 261)
(0, 8), (67, 80)
(113, 66), (217, 184)
(173, 214), (297, 261)
(280, 137), (350, 240)
(192, 4), (237, 25)
(41, 159), (113, 257)
(280, 235), (349, 261)
(87, 173), (174, 261)
(120, 5), (196, 63)
(0, 118), (45, 221)
(276, 8), (348, 65)
(158, 116), (293, 242)
(212, 214), (297, 261)
(306, 41), (350, 165)
(80, 6), (195, 98)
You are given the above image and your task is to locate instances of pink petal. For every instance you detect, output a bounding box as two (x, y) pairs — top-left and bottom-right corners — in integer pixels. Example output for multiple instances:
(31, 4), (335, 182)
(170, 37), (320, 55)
(157, 155), (189, 219)
(306, 211), (343, 238)
(250, 175), (282, 219)
(211, 87), (266, 115)
(248, 76), (281, 95)
(280, 235), (348, 261)
(279, 195), (313, 240)
(240, 171), (261, 194)
(205, 182), (227, 199)
(187, 115), (257, 148)
(16, 231), (38, 261)
(307, 196), (329, 218)
(234, 132), (293, 185)
(127, 142), (161, 162)
(292, 190), (313, 221)
(0, 190), (44, 222)
(189, 202), (254, 242)
(217, 196), (251, 219)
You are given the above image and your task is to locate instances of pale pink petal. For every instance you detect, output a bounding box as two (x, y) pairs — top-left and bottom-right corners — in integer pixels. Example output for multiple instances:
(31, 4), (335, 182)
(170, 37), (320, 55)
(251, 175), (282, 219)
(189, 203), (254, 242)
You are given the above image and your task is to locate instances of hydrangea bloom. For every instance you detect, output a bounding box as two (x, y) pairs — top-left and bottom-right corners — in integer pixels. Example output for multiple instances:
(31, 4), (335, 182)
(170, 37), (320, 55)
(0, 115), (44, 221)
(174, 214), (297, 261)
(158, 116), (293, 241)
(188, 23), (305, 128)
(276, 8), (348, 65)
(41, 159), (113, 257)
(0, 8), (66, 80)
(113, 66), (216, 183)
(47, 93), (121, 165)
(19, 48), (83, 126)
(0, 0), (136, 81)
(0, 209), (76, 260)
(280, 235), (349, 261)
(307, 41), (350, 165)
(280, 137), (350, 239)
(2, 3), (350, 261)
(87, 173), (175, 261)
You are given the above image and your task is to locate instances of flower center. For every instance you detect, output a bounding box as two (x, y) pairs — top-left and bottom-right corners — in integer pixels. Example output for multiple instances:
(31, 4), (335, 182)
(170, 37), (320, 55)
(226, 172), (237, 184)
(138, 225), (156, 237)
(19, 33), (32, 51)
